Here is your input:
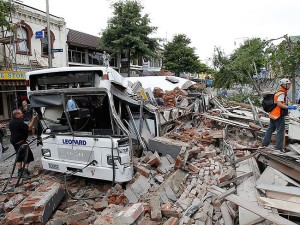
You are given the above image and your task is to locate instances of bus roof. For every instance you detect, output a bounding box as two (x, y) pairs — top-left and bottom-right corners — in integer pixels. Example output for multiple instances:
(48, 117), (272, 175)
(26, 67), (128, 88)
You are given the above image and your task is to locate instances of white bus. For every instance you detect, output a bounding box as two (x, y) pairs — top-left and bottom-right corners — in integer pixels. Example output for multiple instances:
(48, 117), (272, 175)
(26, 67), (200, 182)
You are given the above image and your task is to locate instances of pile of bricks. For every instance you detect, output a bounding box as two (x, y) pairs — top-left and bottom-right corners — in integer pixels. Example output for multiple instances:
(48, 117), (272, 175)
(161, 87), (188, 108)
(1, 107), (261, 225)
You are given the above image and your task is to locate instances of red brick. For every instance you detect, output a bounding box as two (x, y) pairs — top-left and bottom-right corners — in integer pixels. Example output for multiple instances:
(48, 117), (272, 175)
(188, 163), (200, 173)
(161, 202), (172, 210)
(68, 221), (89, 225)
(67, 211), (91, 223)
(204, 150), (216, 158)
(163, 217), (179, 225)
(0, 195), (9, 203)
(147, 152), (161, 166)
(136, 166), (150, 177)
(174, 157), (184, 170)
(161, 208), (181, 218)
(94, 200), (108, 211)
(143, 203), (150, 213)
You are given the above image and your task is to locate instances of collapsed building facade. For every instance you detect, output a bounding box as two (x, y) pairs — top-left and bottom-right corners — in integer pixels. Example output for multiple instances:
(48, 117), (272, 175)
(1, 68), (300, 225)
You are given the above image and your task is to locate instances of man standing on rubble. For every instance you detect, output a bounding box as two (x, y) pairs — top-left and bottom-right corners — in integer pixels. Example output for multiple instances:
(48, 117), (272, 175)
(9, 109), (37, 179)
(262, 78), (297, 152)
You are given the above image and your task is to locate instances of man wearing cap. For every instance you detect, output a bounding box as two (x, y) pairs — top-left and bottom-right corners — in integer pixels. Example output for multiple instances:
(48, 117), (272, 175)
(262, 78), (297, 152)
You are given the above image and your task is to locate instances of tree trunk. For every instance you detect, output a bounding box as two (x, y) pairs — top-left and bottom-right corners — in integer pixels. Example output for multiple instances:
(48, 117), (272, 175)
(247, 71), (262, 97)
(127, 50), (131, 77)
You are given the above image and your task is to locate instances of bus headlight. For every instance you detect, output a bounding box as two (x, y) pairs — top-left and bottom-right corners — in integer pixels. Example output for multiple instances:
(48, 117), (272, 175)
(41, 148), (51, 157)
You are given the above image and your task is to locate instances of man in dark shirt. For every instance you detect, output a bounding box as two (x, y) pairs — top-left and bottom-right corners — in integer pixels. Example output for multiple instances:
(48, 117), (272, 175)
(19, 100), (32, 122)
(9, 109), (36, 179)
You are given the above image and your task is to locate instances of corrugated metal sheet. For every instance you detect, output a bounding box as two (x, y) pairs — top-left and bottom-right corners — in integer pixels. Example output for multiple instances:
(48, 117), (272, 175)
(67, 29), (99, 49)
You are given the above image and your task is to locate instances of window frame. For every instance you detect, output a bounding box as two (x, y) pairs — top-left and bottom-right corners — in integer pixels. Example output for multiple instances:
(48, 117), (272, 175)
(15, 20), (33, 56)
(40, 28), (55, 58)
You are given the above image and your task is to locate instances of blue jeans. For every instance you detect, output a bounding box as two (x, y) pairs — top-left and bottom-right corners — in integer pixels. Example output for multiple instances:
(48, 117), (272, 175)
(262, 116), (285, 150)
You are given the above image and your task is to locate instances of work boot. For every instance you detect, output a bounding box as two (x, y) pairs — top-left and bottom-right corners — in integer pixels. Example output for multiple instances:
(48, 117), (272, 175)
(17, 169), (31, 179)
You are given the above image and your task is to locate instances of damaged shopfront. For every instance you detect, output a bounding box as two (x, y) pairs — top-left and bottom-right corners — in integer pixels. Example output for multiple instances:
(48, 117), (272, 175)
(0, 71), (27, 121)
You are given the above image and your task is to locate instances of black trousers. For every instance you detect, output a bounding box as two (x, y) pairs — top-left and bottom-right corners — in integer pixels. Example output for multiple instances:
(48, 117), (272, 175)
(12, 141), (34, 164)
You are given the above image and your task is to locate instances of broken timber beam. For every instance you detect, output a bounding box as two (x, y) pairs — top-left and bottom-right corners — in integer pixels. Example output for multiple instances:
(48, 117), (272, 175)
(219, 172), (253, 187)
(208, 185), (297, 225)
(217, 187), (236, 200)
(234, 153), (256, 164)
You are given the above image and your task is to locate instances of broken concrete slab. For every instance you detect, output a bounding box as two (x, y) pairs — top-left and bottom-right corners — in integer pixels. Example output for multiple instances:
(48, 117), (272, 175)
(148, 137), (190, 159)
(3, 182), (65, 225)
(115, 203), (144, 225)
(256, 166), (300, 187)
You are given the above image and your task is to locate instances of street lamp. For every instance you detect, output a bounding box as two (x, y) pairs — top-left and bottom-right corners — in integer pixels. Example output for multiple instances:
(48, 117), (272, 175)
(46, 0), (52, 68)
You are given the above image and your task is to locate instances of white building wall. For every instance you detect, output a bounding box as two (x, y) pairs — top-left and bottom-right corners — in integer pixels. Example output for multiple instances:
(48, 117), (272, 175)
(0, 3), (67, 70)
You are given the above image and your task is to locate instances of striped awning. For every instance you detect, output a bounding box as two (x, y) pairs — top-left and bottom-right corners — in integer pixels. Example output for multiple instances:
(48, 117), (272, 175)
(0, 80), (26, 86)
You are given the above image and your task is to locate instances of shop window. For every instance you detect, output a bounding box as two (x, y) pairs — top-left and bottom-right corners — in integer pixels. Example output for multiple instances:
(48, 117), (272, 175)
(68, 46), (86, 64)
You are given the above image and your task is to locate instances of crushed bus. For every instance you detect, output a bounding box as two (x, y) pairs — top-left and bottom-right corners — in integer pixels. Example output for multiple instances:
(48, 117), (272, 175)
(26, 67), (207, 182)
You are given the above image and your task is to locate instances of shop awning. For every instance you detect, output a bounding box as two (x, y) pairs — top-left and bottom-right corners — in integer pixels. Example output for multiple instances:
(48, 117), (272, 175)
(0, 80), (26, 86)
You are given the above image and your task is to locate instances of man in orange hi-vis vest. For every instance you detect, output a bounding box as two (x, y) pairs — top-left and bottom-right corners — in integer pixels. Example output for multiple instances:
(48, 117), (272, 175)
(262, 78), (298, 152)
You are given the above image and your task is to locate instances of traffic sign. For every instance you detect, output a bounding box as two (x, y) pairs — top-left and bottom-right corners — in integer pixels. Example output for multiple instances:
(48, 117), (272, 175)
(35, 31), (44, 39)
(51, 49), (63, 53)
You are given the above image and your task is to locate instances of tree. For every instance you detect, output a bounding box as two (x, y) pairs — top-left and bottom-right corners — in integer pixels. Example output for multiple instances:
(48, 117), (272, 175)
(0, 0), (13, 31)
(267, 36), (300, 103)
(163, 34), (206, 76)
(100, 0), (158, 77)
(212, 38), (266, 95)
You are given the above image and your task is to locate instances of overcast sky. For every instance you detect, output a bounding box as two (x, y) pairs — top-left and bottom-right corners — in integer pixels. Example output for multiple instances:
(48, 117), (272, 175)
(21, 0), (300, 64)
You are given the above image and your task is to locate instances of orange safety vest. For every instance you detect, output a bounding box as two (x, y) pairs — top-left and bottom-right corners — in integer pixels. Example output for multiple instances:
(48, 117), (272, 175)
(269, 87), (288, 120)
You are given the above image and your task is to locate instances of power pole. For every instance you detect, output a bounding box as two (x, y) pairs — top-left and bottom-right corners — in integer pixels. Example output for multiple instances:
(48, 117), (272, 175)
(46, 0), (52, 68)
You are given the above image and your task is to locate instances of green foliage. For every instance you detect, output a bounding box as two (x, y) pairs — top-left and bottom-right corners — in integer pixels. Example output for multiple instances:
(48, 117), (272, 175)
(267, 38), (300, 77)
(212, 38), (266, 91)
(227, 93), (261, 106)
(100, 0), (159, 75)
(0, 0), (13, 31)
(163, 34), (209, 75)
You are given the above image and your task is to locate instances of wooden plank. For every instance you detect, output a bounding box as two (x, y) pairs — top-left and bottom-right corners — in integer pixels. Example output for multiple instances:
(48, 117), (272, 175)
(266, 191), (300, 204)
(258, 197), (300, 214)
(220, 202), (233, 225)
(225, 202), (236, 219)
(217, 187), (236, 199)
(205, 204), (213, 225)
(208, 185), (297, 225)
(257, 154), (300, 183)
(219, 172), (253, 187)
(235, 153), (256, 163)
(235, 157), (265, 225)
(256, 184), (300, 196)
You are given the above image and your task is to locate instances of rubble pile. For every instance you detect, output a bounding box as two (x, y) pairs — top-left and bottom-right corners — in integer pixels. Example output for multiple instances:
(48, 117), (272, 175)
(2, 92), (300, 224)
(90, 140), (237, 224)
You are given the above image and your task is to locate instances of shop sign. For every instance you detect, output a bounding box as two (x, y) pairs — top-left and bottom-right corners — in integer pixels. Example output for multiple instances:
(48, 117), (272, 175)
(0, 71), (26, 80)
